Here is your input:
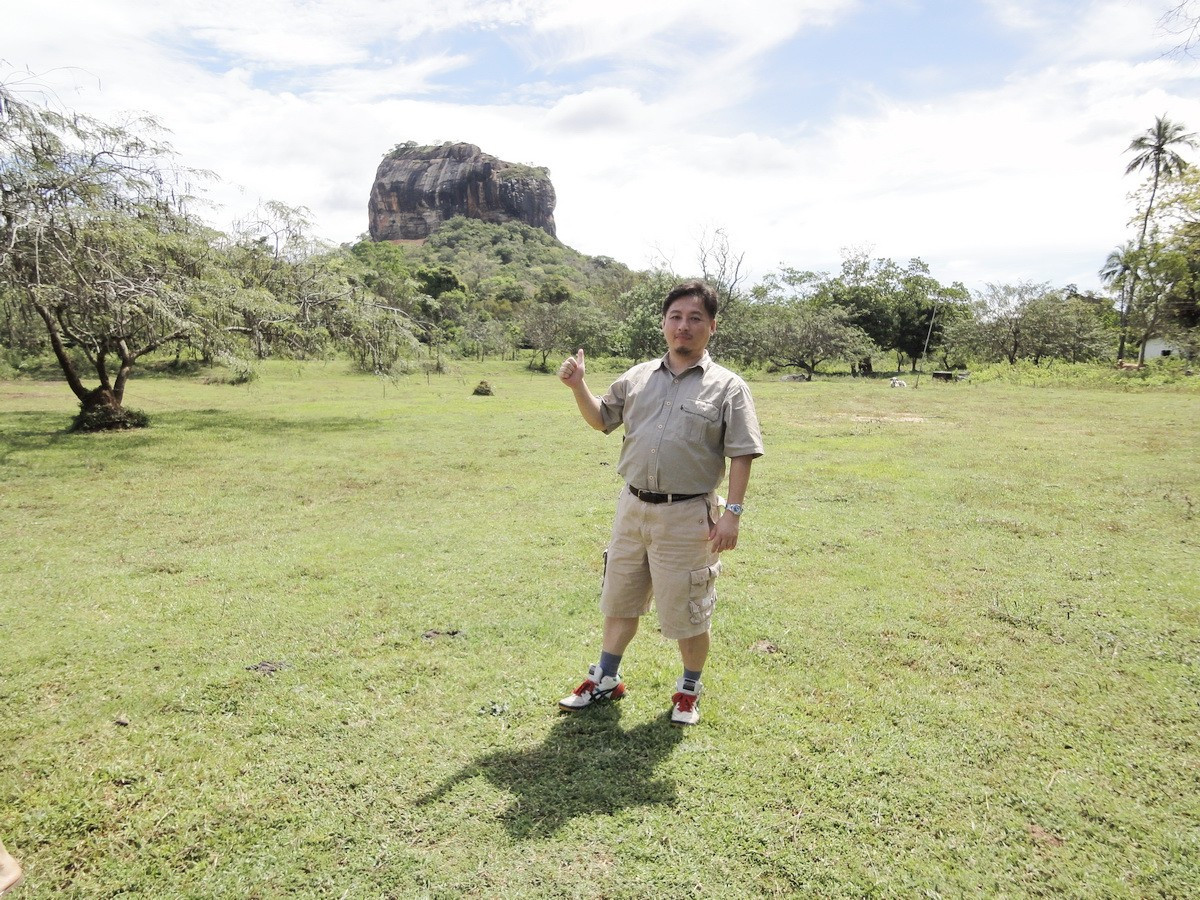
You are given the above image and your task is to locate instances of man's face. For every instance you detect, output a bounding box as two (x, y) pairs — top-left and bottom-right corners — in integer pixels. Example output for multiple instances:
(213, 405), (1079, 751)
(662, 294), (717, 357)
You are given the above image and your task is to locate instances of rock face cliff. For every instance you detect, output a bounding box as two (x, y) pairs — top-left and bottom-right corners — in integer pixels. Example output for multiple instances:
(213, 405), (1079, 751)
(368, 142), (557, 241)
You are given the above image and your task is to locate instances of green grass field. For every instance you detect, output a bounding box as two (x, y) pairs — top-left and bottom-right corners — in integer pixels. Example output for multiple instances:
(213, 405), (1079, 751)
(1, 360), (1197, 898)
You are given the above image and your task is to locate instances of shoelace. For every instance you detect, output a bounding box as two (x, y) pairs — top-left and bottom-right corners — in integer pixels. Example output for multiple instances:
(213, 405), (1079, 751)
(574, 679), (598, 696)
(672, 691), (697, 712)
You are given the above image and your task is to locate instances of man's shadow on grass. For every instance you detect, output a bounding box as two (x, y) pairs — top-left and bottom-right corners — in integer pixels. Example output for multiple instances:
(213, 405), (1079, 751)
(417, 705), (685, 839)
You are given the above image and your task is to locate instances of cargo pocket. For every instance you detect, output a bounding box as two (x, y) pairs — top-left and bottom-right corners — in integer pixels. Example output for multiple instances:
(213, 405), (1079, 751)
(687, 559), (722, 625)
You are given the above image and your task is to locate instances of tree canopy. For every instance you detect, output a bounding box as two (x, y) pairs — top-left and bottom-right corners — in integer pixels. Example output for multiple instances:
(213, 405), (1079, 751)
(0, 82), (225, 427)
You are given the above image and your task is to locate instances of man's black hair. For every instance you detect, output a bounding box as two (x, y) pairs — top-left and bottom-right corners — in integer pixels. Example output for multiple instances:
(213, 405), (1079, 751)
(662, 280), (719, 319)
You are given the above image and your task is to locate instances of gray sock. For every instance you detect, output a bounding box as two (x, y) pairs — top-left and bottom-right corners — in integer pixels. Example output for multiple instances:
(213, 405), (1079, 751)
(682, 668), (702, 688)
(598, 651), (622, 680)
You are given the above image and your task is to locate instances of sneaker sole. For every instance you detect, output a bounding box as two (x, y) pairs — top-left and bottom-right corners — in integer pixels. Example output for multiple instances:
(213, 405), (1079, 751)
(557, 687), (625, 711)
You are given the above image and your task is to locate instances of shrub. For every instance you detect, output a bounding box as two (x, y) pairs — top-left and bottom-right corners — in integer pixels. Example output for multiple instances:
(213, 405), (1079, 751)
(70, 404), (150, 432)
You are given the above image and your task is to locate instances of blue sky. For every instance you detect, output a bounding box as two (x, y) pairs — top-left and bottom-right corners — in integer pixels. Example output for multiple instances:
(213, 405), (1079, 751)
(7, 0), (1200, 292)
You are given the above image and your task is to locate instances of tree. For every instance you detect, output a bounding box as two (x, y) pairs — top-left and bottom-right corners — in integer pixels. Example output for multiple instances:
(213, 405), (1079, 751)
(696, 226), (747, 309)
(966, 282), (1043, 364)
(318, 248), (419, 374)
(1021, 293), (1113, 364)
(519, 301), (575, 369)
(1161, 1), (1200, 57)
(458, 312), (510, 361)
(1148, 167), (1200, 357)
(1129, 246), (1191, 362)
(611, 272), (674, 360)
(1124, 115), (1198, 359)
(758, 299), (875, 380)
(1100, 241), (1138, 360)
(766, 251), (968, 374)
(889, 262), (970, 372)
(829, 249), (897, 373)
(944, 282), (1111, 366)
(1127, 116), (1197, 246)
(0, 82), (219, 428)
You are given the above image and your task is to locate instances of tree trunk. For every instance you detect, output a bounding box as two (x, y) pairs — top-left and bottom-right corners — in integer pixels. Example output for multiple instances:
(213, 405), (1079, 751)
(1116, 281), (1131, 361)
(31, 300), (93, 401)
(81, 385), (122, 414)
(1125, 169), (1161, 364)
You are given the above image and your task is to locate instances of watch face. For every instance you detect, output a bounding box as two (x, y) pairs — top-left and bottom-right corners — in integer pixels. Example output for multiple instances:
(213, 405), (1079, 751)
(726, 504), (743, 515)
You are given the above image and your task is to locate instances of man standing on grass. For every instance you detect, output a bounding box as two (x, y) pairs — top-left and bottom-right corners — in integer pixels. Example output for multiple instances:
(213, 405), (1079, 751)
(556, 280), (763, 726)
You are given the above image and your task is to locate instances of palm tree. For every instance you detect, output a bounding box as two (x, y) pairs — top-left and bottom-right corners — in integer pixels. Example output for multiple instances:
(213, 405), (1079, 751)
(1099, 242), (1138, 361)
(1126, 115), (1198, 246)
(1123, 115), (1197, 361)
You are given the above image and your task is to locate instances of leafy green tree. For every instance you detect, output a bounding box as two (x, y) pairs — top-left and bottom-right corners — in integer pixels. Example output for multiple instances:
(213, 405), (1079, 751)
(478, 275), (531, 318)
(828, 250), (898, 371)
(1147, 167), (1200, 357)
(563, 303), (615, 358)
(889, 262), (971, 371)
(320, 249), (419, 374)
(761, 252), (967, 374)
(458, 312), (510, 361)
(954, 282), (1041, 365)
(759, 300), (875, 380)
(415, 265), (467, 300)
(0, 83), (221, 427)
(944, 282), (1111, 366)
(1021, 293), (1114, 364)
(535, 276), (572, 305)
(223, 202), (392, 362)
(1128, 246), (1192, 362)
(611, 274), (674, 360)
(519, 301), (575, 369)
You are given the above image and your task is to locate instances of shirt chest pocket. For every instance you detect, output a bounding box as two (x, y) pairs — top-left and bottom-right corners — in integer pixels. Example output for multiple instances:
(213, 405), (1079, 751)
(678, 398), (720, 441)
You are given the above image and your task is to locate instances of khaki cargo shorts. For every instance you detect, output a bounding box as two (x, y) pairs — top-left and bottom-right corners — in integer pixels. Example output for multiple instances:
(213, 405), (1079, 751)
(600, 486), (722, 640)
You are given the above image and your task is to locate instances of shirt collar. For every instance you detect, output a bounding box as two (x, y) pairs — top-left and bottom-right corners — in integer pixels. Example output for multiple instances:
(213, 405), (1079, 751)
(656, 350), (712, 376)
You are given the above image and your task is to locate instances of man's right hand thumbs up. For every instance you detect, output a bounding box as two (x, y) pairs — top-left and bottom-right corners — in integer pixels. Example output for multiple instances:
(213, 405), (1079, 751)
(558, 348), (586, 385)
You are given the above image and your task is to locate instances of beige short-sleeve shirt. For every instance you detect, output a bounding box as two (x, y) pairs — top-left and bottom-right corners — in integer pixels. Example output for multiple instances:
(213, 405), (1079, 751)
(598, 351), (764, 495)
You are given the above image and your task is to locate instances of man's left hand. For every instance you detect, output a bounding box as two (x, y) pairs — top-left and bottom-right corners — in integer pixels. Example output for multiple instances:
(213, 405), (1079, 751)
(709, 511), (740, 553)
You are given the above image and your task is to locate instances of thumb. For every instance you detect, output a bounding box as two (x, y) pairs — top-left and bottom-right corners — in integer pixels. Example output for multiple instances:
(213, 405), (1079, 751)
(576, 348), (585, 365)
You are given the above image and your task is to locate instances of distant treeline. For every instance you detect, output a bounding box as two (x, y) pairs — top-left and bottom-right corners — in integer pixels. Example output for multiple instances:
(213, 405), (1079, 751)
(2, 83), (1197, 428)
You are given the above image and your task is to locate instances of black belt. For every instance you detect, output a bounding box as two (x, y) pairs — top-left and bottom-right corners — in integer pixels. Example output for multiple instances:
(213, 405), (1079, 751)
(628, 486), (705, 504)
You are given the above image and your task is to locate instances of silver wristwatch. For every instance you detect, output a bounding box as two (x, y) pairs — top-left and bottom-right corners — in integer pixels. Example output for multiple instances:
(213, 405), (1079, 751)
(725, 503), (744, 516)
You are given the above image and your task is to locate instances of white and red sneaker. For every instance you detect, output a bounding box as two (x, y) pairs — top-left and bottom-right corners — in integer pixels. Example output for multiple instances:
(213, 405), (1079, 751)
(670, 677), (702, 726)
(558, 664), (625, 710)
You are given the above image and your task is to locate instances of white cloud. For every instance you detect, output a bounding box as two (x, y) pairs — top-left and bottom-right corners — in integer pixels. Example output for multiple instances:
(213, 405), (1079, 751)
(6, 0), (1200, 294)
(528, 0), (856, 63)
(545, 88), (649, 133)
(985, 0), (1169, 61)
